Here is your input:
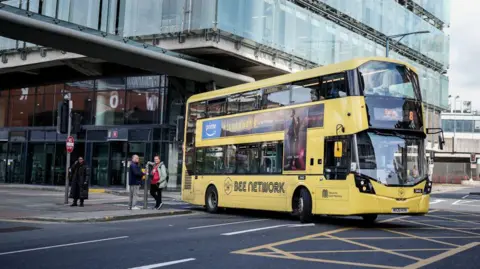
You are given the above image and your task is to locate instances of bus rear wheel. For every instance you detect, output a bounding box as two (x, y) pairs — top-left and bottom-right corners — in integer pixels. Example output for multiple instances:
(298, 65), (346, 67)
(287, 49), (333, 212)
(294, 188), (313, 223)
(205, 185), (219, 213)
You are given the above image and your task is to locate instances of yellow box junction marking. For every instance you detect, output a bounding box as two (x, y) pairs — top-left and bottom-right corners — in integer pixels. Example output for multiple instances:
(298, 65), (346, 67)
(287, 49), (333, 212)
(232, 212), (480, 268)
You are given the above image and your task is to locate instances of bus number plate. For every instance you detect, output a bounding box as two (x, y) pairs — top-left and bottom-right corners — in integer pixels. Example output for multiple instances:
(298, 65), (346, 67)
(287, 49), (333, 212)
(392, 208), (409, 213)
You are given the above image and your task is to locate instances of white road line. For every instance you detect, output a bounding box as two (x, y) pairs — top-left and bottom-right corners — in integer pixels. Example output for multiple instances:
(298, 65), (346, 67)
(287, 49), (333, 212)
(429, 199), (445, 205)
(129, 258), (196, 269)
(222, 224), (290, 236)
(462, 195), (470, 199)
(453, 200), (477, 205)
(0, 236), (128, 256)
(188, 219), (267, 230)
(288, 223), (315, 227)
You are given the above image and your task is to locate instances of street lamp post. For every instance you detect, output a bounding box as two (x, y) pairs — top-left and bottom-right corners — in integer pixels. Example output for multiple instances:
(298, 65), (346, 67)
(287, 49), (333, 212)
(385, 30), (430, 57)
(449, 94), (460, 152)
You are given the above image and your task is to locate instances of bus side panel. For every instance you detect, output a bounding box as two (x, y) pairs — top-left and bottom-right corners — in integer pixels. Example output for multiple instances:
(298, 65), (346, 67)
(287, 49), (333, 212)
(192, 175), (291, 212)
(314, 175), (354, 215)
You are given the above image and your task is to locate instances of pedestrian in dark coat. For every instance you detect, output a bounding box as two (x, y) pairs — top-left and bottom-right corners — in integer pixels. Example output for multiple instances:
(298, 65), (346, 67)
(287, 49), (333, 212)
(69, 157), (90, 207)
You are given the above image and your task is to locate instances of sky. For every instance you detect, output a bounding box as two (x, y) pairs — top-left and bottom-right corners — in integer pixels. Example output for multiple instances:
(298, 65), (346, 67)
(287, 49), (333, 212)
(448, 1), (480, 110)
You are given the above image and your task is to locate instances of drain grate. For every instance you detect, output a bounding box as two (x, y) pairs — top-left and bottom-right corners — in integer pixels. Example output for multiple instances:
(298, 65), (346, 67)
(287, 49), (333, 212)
(0, 226), (41, 233)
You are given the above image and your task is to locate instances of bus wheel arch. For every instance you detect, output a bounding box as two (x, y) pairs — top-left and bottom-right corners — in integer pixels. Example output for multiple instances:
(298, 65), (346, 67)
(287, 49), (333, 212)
(292, 186), (313, 223)
(205, 184), (219, 213)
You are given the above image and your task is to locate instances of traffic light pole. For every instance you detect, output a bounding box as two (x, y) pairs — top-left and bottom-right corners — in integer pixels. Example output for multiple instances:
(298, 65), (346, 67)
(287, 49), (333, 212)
(64, 98), (72, 205)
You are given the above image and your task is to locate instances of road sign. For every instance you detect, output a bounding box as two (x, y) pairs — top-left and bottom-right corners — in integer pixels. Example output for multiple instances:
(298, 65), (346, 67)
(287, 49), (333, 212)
(66, 136), (74, 153)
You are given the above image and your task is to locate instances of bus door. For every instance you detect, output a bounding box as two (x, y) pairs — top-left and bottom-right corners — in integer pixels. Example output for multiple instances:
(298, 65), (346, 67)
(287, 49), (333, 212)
(317, 136), (352, 214)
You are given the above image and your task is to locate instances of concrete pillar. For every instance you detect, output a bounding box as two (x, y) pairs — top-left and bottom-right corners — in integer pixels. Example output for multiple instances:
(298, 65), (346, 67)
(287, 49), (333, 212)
(167, 143), (179, 190)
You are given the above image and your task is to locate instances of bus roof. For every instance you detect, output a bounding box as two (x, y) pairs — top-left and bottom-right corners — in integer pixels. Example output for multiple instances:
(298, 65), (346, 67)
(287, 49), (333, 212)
(187, 56), (417, 103)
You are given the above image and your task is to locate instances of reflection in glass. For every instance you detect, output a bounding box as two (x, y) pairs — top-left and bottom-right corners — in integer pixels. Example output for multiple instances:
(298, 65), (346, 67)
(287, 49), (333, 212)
(204, 147), (224, 174)
(236, 144), (259, 174)
(9, 88), (35, 127)
(357, 131), (426, 186)
(95, 78), (126, 125)
(359, 61), (420, 100)
(126, 88), (159, 124)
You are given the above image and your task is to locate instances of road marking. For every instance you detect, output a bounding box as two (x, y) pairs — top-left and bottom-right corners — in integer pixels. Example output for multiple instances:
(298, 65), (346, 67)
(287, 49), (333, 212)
(425, 214), (480, 225)
(452, 199), (477, 205)
(222, 224), (291, 236)
(222, 223), (315, 235)
(429, 199), (445, 204)
(259, 248), (453, 255)
(288, 223), (315, 228)
(232, 215), (405, 253)
(462, 195), (469, 199)
(188, 219), (266, 230)
(401, 218), (480, 236)
(382, 228), (460, 247)
(129, 258), (196, 269)
(325, 234), (422, 261)
(0, 236), (128, 256)
(405, 242), (480, 269)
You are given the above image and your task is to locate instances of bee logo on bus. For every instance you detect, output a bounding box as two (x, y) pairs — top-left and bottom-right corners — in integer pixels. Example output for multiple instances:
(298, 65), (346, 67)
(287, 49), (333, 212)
(398, 188), (405, 198)
(224, 177), (233, 195)
(202, 119), (222, 139)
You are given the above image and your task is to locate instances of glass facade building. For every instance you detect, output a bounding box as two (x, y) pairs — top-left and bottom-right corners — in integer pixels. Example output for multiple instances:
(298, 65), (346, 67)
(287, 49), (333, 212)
(0, 0), (450, 110)
(0, 0), (451, 186)
(0, 75), (200, 187)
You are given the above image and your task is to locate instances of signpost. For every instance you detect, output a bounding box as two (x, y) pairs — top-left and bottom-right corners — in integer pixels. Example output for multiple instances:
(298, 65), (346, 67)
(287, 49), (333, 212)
(64, 98), (72, 204)
(66, 136), (74, 153)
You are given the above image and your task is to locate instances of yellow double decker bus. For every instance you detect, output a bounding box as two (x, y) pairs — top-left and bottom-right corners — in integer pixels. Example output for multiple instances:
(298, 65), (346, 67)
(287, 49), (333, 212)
(181, 57), (445, 223)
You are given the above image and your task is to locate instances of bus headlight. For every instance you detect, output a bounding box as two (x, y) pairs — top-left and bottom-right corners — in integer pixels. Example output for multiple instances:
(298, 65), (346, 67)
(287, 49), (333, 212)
(423, 178), (433, 195)
(354, 174), (376, 194)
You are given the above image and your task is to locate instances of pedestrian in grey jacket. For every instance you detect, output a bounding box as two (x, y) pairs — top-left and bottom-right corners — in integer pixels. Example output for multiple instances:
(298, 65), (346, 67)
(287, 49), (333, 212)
(150, 155), (167, 209)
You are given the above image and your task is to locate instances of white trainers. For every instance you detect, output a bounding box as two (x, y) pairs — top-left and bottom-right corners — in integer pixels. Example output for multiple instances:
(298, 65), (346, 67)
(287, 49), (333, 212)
(132, 206), (141, 210)
(156, 203), (164, 210)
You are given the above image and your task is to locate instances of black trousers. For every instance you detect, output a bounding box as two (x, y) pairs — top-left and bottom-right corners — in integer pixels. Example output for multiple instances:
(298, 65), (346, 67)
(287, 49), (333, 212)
(150, 184), (162, 207)
(73, 198), (84, 205)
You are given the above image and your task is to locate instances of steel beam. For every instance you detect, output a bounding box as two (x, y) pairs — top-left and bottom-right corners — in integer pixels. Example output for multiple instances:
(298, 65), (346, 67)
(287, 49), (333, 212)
(0, 6), (254, 87)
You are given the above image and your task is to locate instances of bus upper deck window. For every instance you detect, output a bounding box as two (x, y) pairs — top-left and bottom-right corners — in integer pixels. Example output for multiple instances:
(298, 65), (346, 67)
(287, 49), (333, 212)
(358, 61), (419, 100)
(319, 73), (347, 100)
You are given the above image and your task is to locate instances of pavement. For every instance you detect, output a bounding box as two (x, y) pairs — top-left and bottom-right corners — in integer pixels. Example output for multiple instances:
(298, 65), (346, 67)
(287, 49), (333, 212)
(0, 184), (480, 268)
(0, 187), (189, 223)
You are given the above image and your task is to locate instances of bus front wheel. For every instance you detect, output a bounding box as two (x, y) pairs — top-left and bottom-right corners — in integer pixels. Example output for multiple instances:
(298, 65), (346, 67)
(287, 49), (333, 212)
(205, 185), (219, 213)
(294, 188), (313, 223)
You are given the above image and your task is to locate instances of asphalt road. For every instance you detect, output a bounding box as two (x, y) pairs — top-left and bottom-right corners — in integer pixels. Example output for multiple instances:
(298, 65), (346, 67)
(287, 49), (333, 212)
(429, 186), (480, 212)
(1, 190), (480, 268)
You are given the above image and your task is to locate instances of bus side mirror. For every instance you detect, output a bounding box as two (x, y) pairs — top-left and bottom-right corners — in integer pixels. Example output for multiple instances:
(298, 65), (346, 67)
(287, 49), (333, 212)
(334, 141), (343, 158)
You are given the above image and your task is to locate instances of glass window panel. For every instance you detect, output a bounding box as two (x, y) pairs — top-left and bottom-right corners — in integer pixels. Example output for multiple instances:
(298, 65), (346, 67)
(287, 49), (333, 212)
(291, 79), (320, 104)
(65, 81), (95, 125)
(0, 91), (8, 127)
(239, 90), (261, 112)
(236, 144), (259, 174)
(204, 147), (224, 174)
(262, 85), (291, 109)
(94, 78), (126, 125)
(125, 88), (159, 124)
(319, 73), (347, 100)
(207, 98), (227, 118)
(227, 94), (241, 114)
(260, 142), (283, 174)
(225, 145), (237, 174)
(69, 0), (101, 29)
(8, 88), (36, 127)
(195, 148), (204, 174)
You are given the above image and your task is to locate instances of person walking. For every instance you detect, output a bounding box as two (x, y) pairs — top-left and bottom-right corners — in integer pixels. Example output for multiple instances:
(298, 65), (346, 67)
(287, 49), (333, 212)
(150, 155), (167, 209)
(129, 154), (144, 210)
(69, 157), (90, 207)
